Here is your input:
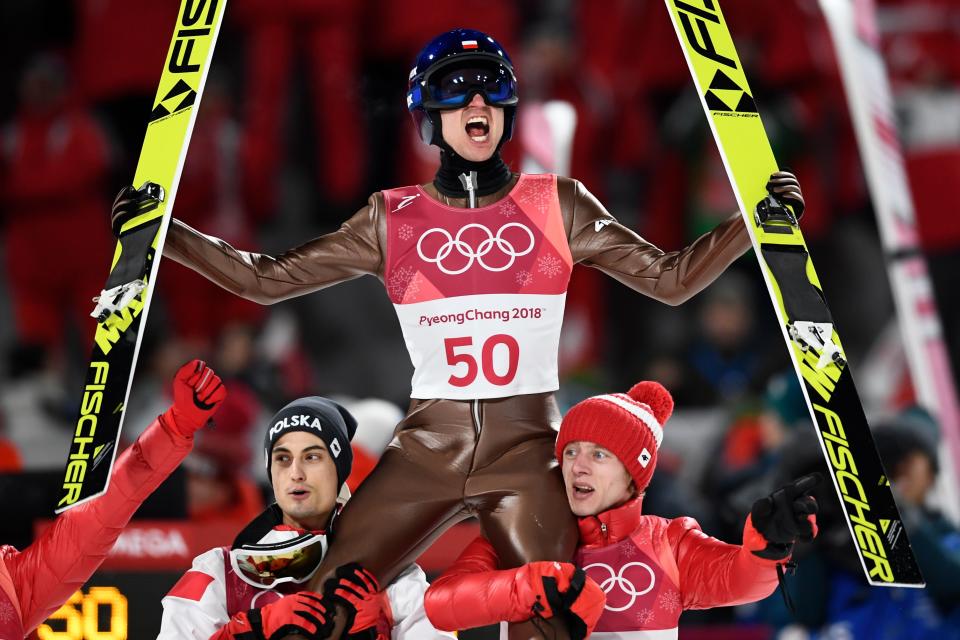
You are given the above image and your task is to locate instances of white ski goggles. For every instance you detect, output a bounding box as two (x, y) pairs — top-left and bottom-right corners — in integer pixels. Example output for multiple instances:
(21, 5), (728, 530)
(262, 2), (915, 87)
(229, 532), (328, 590)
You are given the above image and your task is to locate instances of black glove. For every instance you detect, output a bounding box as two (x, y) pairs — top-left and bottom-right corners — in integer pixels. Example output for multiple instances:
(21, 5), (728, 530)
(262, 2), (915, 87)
(110, 182), (164, 237)
(322, 563), (381, 640)
(750, 473), (821, 560)
(766, 170), (805, 220)
(538, 567), (605, 640)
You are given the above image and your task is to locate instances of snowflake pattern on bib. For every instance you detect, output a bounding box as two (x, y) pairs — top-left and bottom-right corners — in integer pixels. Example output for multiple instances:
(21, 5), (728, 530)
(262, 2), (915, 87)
(498, 200), (519, 218)
(657, 589), (681, 612)
(537, 254), (563, 278)
(515, 270), (533, 287)
(635, 607), (655, 626)
(388, 265), (417, 300)
(398, 223), (415, 242)
(0, 599), (15, 625)
(618, 543), (641, 562)
(516, 178), (553, 214)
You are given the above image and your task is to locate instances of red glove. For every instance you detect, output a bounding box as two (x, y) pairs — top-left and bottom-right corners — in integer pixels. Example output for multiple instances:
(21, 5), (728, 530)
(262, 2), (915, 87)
(424, 538), (606, 636)
(514, 561), (575, 619)
(516, 562), (605, 639)
(160, 360), (227, 439)
(212, 592), (332, 640)
(553, 570), (605, 639)
(323, 563), (382, 638)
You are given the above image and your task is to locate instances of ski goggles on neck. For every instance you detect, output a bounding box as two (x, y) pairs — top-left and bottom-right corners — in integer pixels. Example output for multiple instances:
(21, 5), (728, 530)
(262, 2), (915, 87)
(419, 57), (518, 110)
(229, 532), (327, 589)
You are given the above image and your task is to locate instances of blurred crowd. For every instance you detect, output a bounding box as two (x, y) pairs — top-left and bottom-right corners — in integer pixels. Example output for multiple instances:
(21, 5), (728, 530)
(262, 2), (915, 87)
(0, 0), (959, 638)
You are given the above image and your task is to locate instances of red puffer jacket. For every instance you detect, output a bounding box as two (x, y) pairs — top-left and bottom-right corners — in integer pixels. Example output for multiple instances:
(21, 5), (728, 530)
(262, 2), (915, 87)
(425, 496), (782, 638)
(0, 415), (193, 637)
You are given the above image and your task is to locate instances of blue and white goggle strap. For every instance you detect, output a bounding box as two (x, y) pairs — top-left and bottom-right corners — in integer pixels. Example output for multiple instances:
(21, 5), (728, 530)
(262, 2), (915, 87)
(407, 67), (425, 112)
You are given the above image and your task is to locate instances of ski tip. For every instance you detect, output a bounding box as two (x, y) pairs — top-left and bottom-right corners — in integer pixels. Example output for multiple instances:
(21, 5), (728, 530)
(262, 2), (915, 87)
(53, 487), (107, 514)
(868, 579), (926, 589)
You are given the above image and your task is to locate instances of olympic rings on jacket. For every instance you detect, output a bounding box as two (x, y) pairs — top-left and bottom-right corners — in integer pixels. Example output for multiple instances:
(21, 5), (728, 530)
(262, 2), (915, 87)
(582, 561), (657, 612)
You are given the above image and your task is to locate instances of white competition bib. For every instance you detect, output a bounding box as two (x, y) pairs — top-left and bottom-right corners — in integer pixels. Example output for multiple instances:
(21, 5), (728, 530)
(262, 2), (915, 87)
(383, 175), (572, 399)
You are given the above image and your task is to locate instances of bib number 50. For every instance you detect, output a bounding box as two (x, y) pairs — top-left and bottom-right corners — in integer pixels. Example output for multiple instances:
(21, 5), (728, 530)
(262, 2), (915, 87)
(445, 335), (519, 387)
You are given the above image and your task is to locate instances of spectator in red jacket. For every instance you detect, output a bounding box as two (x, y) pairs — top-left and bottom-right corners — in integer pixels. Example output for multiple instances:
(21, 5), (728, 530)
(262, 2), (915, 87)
(0, 53), (113, 353)
(0, 360), (226, 638)
(424, 381), (820, 638)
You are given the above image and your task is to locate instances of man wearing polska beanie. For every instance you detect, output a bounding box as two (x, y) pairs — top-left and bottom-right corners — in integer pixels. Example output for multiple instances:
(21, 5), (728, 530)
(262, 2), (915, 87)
(424, 381), (821, 638)
(159, 397), (454, 640)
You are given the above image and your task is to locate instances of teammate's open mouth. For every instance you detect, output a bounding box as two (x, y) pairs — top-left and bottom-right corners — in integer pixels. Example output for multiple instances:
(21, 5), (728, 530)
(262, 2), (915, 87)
(290, 489), (309, 496)
(465, 115), (489, 142)
(573, 484), (594, 496)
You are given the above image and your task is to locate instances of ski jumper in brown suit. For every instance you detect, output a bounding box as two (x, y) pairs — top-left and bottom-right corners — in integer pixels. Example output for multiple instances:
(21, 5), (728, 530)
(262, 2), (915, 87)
(162, 172), (751, 596)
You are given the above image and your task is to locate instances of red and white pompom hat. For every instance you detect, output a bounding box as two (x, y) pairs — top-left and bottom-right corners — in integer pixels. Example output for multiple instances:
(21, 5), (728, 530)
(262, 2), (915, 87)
(556, 381), (675, 493)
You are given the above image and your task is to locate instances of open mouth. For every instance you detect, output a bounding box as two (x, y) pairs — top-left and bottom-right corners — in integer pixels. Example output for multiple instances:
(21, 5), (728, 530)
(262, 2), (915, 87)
(572, 484), (595, 497)
(465, 115), (490, 142)
(289, 489), (309, 497)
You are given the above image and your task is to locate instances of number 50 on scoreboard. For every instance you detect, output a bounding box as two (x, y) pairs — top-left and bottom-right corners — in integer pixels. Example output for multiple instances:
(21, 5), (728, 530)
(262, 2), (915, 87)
(37, 588), (127, 640)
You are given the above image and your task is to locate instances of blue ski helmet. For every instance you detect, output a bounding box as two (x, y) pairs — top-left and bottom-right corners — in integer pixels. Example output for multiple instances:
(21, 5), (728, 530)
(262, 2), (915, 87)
(406, 28), (518, 146)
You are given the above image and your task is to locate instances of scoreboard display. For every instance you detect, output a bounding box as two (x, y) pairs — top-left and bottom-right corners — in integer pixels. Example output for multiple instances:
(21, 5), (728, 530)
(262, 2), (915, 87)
(37, 572), (178, 640)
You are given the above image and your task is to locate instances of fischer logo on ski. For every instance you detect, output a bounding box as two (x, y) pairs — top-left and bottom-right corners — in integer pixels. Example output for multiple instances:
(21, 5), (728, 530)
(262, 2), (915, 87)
(60, 362), (110, 507)
(704, 70), (757, 114)
(813, 402), (894, 582)
(664, 0), (924, 586)
(150, 80), (198, 122)
(57, 0), (227, 512)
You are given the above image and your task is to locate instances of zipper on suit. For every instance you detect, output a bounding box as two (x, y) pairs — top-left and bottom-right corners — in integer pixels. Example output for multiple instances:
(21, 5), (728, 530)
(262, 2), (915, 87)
(471, 399), (482, 435)
(463, 174), (481, 435)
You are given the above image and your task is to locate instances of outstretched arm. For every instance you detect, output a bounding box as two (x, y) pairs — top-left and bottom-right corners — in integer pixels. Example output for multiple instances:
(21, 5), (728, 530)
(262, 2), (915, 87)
(10, 418), (192, 632)
(563, 173), (803, 305)
(669, 516), (781, 610)
(674, 474), (820, 610)
(165, 198), (382, 304)
(8, 361), (225, 633)
(112, 185), (384, 305)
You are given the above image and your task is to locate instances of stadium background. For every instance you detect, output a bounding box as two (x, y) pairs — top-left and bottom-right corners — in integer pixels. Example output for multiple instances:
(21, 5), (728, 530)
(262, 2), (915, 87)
(0, 0), (958, 637)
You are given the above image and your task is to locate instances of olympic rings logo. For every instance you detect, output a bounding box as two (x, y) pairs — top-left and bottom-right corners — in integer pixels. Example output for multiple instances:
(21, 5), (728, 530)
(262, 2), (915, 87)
(250, 589), (281, 609)
(416, 223), (535, 275)
(582, 561), (656, 612)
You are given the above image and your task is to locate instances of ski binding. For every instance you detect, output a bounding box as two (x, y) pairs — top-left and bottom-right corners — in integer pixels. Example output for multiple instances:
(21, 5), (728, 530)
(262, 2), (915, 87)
(91, 280), (147, 323)
(788, 321), (847, 369)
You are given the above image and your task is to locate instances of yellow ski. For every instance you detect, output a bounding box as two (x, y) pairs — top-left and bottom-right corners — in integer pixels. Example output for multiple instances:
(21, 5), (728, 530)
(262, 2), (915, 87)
(57, 0), (227, 512)
(664, 0), (923, 586)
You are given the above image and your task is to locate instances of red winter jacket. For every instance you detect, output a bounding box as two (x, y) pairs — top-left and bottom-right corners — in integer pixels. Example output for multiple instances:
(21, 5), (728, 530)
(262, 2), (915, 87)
(0, 414), (193, 637)
(425, 496), (781, 638)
